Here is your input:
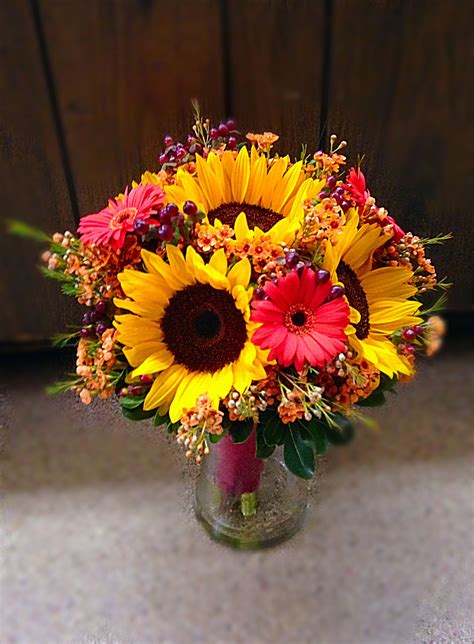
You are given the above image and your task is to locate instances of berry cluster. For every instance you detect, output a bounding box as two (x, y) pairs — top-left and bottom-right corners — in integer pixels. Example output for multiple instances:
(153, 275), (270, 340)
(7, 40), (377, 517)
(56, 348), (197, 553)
(81, 300), (111, 338)
(134, 200), (199, 247)
(318, 176), (352, 213)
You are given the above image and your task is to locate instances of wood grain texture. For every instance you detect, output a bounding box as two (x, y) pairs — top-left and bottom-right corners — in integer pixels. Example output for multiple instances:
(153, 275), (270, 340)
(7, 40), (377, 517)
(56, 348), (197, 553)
(328, 0), (474, 309)
(0, 0), (78, 342)
(226, 0), (325, 157)
(40, 0), (225, 215)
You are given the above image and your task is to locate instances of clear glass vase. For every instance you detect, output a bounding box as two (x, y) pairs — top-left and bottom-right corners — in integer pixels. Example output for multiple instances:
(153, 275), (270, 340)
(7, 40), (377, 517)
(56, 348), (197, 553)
(194, 428), (309, 549)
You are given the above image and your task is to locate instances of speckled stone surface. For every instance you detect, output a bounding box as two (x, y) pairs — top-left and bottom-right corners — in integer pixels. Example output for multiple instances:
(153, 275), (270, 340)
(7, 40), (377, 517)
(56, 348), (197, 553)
(1, 343), (473, 644)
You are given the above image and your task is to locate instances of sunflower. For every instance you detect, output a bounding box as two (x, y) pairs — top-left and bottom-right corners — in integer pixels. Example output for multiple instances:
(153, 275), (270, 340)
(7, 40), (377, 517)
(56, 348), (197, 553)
(164, 147), (324, 244)
(114, 246), (268, 422)
(323, 211), (422, 377)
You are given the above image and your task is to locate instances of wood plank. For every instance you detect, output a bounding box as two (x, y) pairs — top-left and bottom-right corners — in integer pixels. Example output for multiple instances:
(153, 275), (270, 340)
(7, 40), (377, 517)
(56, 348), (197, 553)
(40, 0), (225, 214)
(0, 0), (78, 343)
(328, 0), (474, 310)
(227, 0), (325, 158)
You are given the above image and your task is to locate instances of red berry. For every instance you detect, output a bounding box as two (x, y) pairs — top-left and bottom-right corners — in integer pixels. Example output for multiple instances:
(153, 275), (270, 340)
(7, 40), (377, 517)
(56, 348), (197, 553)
(341, 200), (351, 212)
(317, 269), (330, 283)
(335, 186), (345, 196)
(80, 327), (92, 338)
(254, 288), (266, 300)
(318, 191), (329, 200)
(119, 387), (128, 397)
(176, 145), (187, 160)
(326, 175), (337, 189)
(133, 218), (149, 235)
(159, 153), (168, 165)
(402, 328), (417, 341)
(285, 250), (300, 268)
(189, 143), (203, 156)
(413, 324), (424, 335)
(163, 135), (174, 147)
(209, 128), (218, 140)
(218, 123), (229, 137)
(95, 301), (107, 316)
(139, 375), (153, 384)
(128, 385), (145, 396)
(95, 321), (108, 336)
(165, 203), (179, 217)
(158, 224), (173, 241)
(183, 200), (198, 216)
(226, 118), (237, 131)
(405, 344), (416, 355)
(227, 136), (237, 150)
(329, 285), (345, 299)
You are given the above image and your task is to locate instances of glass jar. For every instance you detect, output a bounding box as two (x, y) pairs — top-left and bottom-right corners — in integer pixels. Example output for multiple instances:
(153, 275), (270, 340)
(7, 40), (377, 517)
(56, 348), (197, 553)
(194, 428), (309, 549)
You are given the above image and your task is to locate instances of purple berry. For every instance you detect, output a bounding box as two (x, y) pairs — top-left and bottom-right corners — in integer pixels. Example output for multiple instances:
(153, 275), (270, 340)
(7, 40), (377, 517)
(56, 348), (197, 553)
(335, 186), (345, 196)
(405, 344), (416, 355)
(331, 191), (343, 205)
(218, 123), (229, 137)
(285, 250), (300, 268)
(329, 285), (345, 299)
(413, 324), (424, 335)
(159, 207), (171, 224)
(80, 327), (91, 338)
(158, 224), (173, 241)
(95, 301), (107, 316)
(188, 143), (203, 156)
(128, 385), (145, 396)
(133, 218), (149, 235)
(296, 262), (306, 275)
(209, 127), (218, 140)
(326, 175), (337, 190)
(341, 200), (351, 212)
(95, 321), (108, 336)
(226, 118), (237, 131)
(176, 145), (187, 160)
(402, 328), (417, 341)
(183, 200), (198, 216)
(159, 153), (168, 165)
(318, 191), (329, 200)
(254, 288), (266, 300)
(227, 136), (237, 150)
(163, 135), (174, 147)
(165, 203), (179, 217)
(317, 269), (330, 283)
(171, 213), (185, 228)
(187, 135), (196, 145)
(82, 311), (92, 326)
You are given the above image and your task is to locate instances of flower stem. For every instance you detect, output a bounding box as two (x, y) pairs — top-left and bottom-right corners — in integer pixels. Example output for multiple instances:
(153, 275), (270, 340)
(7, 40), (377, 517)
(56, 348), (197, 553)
(240, 491), (257, 517)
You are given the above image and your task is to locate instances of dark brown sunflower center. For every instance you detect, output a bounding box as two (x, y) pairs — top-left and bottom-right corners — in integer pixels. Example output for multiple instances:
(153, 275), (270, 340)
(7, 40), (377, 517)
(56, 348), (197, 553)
(161, 283), (247, 373)
(337, 261), (370, 339)
(207, 201), (282, 232)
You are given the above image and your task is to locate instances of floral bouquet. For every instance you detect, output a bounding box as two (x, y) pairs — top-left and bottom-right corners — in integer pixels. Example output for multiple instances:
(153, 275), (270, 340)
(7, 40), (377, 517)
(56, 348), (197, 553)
(20, 105), (448, 546)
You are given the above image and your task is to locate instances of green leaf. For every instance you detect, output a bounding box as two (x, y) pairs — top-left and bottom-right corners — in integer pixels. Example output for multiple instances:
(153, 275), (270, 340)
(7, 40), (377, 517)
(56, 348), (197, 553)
(208, 432), (225, 444)
(284, 425), (315, 479)
(256, 427), (275, 458)
(119, 395), (146, 410)
(6, 219), (50, 242)
(298, 418), (328, 455)
(229, 418), (254, 443)
(357, 390), (386, 407)
(153, 411), (169, 427)
(120, 406), (155, 421)
(324, 413), (355, 445)
(261, 412), (284, 446)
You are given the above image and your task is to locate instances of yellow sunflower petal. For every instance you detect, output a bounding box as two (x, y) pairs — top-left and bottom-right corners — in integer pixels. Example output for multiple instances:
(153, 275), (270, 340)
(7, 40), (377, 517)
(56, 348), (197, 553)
(231, 146), (251, 202)
(208, 247), (228, 275)
(228, 258), (251, 289)
(143, 364), (188, 411)
(270, 161), (303, 212)
(131, 348), (174, 378)
(246, 154), (268, 205)
(169, 371), (214, 422)
(261, 156), (288, 207)
(234, 212), (251, 241)
(196, 154), (224, 209)
(124, 341), (169, 367)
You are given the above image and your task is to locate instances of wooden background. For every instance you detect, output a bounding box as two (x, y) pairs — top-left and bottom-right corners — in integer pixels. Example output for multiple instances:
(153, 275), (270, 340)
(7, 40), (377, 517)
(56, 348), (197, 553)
(1, 0), (473, 345)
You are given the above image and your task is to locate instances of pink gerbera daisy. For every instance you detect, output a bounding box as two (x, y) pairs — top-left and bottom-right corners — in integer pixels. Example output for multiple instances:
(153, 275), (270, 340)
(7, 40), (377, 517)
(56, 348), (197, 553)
(77, 183), (165, 251)
(251, 268), (350, 372)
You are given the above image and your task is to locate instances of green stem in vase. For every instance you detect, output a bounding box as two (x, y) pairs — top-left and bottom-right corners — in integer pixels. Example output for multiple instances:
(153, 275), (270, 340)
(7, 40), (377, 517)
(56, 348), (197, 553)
(240, 491), (257, 517)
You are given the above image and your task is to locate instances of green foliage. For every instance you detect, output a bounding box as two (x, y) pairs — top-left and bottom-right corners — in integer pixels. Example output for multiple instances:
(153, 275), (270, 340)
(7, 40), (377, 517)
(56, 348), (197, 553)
(261, 410), (284, 446)
(324, 413), (355, 445)
(229, 417), (254, 443)
(283, 425), (315, 479)
(119, 393), (155, 421)
(357, 390), (386, 407)
(7, 219), (50, 242)
(298, 418), (328, 455)
(256, 426), (275, 458)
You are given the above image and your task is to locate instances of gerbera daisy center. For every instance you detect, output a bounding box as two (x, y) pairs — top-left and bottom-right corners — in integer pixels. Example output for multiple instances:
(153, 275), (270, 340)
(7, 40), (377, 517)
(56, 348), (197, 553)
(337, 261), (370, 339)
(284, 304), (315, 335)
(208, 201), (282, 232)
(110, 207), (138, 229)
(161, 283), (247, 372)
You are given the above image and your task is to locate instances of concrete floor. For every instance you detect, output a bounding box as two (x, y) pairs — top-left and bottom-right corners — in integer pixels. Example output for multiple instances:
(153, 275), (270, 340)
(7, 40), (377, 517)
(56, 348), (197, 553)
(1, 341), (473, 644)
